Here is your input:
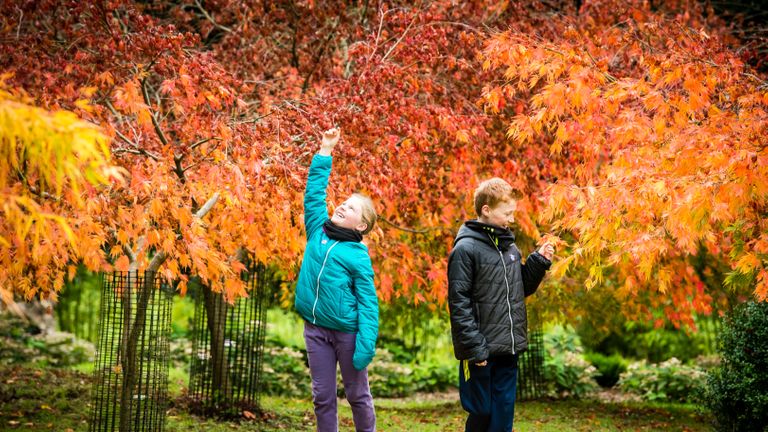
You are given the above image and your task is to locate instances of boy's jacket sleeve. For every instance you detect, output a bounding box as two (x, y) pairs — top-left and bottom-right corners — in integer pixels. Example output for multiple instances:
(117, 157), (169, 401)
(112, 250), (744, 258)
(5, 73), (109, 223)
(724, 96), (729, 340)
(448, 243), (489, 362)
(521, 251), (551, 297)
(304, 154), (332, 236)
(352, 255), (379, 371)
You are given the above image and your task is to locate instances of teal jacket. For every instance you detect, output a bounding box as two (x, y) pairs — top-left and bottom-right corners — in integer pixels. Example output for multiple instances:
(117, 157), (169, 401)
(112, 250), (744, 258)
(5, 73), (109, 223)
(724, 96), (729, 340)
(294, 154), (379, 370)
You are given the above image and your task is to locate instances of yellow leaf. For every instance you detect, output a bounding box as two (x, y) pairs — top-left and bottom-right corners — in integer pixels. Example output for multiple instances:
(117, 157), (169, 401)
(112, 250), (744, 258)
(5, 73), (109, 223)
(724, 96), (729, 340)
(456, 129), (470, 143)
(735, 253), (760, 274)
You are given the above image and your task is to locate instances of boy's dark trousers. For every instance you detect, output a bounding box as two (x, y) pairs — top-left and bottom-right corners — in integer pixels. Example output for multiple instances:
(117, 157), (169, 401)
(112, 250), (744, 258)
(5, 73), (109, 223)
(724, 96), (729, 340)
(459, 354), (519, 432)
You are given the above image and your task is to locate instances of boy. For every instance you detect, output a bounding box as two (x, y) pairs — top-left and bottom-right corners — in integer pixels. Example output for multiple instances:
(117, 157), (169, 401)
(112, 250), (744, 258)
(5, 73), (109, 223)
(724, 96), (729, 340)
(448, 178), (554, 432)
(294, 128), (379, 432)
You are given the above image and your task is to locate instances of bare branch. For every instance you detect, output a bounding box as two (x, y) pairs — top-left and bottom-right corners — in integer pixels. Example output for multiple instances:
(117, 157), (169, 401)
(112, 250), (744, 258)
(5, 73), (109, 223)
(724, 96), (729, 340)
(195, 192), (220, 219)
(193, 0), (233, 33)
(15, 7), (23, 39)
(382, 11), (419, 62)
(172, 153), (186, 183)
(103, 98), (123, 121)
(125, 236), (146, 272)
(141, 77), (170, 147)
(190, 137), (222, 150)
(112, 129), (161, 161)
(27, 185), (60, 201)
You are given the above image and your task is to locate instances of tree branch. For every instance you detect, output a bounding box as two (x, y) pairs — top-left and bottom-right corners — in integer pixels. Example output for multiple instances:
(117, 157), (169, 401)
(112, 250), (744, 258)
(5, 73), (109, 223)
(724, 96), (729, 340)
(112, 130), (161, 161)
(381, 10), (419, 62)
(193, 0), (232, 33)
(141, 77), (170, 147)
(146, 192), (220, 272)
(190, 136), (221, 150)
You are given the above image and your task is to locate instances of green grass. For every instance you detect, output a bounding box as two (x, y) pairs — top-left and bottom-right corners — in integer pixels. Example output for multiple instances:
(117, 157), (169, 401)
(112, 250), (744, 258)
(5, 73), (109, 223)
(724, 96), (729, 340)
(0, 364), (712, 431)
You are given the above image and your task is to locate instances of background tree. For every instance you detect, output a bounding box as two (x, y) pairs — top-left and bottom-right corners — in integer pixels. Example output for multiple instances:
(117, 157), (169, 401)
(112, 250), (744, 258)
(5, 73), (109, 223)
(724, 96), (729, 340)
(481, 0), (768, 329)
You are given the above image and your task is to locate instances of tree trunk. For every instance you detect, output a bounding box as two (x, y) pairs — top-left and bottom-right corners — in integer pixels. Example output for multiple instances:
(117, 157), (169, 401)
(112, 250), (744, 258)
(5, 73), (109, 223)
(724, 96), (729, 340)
(118, 271), (156, 432)
(115, 193), (219, 429)
(204, 287), (232, 403)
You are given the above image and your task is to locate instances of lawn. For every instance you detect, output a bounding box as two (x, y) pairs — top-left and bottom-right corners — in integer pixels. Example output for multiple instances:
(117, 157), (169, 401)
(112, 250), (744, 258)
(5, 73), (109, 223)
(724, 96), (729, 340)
(0, 365), (711, 431)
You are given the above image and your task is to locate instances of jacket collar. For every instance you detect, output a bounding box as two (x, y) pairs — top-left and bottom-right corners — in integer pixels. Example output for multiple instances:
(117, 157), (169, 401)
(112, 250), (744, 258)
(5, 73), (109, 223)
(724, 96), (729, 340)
(455, 220), (516, 251)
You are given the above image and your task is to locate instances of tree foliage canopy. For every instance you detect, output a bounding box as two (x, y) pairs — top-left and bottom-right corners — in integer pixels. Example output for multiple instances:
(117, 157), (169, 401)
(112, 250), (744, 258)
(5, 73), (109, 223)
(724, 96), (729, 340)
(1, 0), (765, 327)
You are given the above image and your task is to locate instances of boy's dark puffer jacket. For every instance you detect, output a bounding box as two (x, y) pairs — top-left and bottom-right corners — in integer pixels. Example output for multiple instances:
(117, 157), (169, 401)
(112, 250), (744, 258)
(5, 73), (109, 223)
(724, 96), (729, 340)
(448, 222), (551, 362)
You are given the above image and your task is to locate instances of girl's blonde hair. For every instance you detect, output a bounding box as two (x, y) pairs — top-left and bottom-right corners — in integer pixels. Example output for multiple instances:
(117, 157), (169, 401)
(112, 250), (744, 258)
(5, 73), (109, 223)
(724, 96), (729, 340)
(473, 178), (517, 216)
(353, 193), (377, 235)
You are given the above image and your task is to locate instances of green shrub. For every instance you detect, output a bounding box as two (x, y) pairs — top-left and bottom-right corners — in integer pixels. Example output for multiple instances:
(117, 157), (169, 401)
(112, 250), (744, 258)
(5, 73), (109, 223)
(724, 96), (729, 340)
(368, 349), (457, 397)
(585, 352), (628, 388)
(618, 358), (705, 402)
(259, 341), (458, 399)
(261, 345), (311, 397)
(36, 332), (95, 366)
(702, 301), (768, 432)
(542, 325), (599, 398)
(578, 316), (720, 363)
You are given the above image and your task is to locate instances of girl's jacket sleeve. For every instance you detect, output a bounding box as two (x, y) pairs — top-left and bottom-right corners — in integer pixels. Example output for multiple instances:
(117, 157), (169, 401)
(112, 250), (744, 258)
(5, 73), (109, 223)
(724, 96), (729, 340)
(352, 255), (379, 370)
(304, 154), (332, 235)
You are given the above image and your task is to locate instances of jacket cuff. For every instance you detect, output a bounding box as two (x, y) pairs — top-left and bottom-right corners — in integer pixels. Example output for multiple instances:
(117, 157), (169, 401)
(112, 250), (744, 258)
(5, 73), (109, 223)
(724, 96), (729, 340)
(530, 251), (552, 268)
(471, 346), (489, 363)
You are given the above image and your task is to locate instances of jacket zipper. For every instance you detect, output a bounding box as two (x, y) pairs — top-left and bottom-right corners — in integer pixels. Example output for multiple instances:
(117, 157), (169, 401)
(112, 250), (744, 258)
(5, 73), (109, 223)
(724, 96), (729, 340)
(498, 249), (516, 354)
(312, 240), (339, 324)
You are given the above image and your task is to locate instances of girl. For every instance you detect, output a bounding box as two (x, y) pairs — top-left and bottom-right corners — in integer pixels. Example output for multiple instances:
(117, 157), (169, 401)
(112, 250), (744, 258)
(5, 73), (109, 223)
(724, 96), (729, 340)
(294, 128), (379, 432)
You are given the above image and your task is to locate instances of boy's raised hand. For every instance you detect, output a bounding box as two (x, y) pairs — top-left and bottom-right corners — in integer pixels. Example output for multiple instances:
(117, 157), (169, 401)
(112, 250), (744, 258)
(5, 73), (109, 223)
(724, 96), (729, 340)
(319, 127), (341, 155)
(537, 243), (555, 261)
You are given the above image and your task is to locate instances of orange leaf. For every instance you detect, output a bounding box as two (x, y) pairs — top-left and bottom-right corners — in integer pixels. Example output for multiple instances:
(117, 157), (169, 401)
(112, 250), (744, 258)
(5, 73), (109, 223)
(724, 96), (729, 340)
(115, 255), (130, 272)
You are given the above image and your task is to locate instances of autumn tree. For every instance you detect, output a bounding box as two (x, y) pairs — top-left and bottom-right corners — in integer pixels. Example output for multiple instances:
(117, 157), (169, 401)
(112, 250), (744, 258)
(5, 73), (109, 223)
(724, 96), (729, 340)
(0, 80), (119, 311)
(481, 0), (768, 328)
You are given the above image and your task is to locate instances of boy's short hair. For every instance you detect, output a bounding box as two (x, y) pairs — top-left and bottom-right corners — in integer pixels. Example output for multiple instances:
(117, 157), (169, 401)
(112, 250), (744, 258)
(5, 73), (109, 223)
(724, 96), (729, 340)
(473, 178), (517, 216)
(353, 192), (378, 235)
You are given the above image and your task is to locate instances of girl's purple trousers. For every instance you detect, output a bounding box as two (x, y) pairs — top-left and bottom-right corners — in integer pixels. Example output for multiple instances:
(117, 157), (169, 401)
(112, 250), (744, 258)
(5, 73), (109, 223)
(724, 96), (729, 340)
(304, 321), (376, 432)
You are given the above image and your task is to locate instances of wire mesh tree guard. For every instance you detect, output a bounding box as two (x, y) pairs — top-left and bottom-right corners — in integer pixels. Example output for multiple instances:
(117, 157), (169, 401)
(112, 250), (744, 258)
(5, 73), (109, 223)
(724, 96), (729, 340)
(516, 326), (545, 400)
(89, 271), (173, 432)
(188, 262), (270, 417)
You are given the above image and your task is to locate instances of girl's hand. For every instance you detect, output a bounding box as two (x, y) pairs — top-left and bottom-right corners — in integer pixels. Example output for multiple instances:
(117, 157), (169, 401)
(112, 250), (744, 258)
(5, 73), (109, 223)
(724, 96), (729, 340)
(319, 127), (341, 155)
(538, 242), (555, 261)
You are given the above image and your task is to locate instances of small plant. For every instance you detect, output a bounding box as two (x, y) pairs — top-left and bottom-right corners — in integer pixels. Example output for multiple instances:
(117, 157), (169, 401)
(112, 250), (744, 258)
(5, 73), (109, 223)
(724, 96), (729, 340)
(618, 358), (706, 403)
(585, 352), (628, 388)
(702, 301), (768, 431)
(542, 325), (599, 398)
